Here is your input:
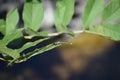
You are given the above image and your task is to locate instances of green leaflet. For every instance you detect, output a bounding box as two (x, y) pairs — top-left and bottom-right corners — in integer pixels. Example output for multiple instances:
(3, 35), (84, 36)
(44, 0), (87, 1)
(54, 0), (75, 35)
(55, 2), (66, 32)
(62, 0), (74, 26)
(82, 0), (104, 28)
(23, 43), (60, 60)
(0, 46), (20, 60)
(102, 0), (120, 22)
(89, 24), (120, 41)
(0, 19), (6, 35)
(1, 29), (23, 46)
(6, 8), (19, 35)
(23, 2), (44, 31)
(13, 42), (61, 63)
(25, 28), (48, 38)
(17, 38), (48, 53)
(0, 9), (21, 60)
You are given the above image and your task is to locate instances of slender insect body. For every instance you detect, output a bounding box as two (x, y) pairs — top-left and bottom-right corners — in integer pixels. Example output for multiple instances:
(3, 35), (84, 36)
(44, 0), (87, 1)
(54, 41), (72, 45)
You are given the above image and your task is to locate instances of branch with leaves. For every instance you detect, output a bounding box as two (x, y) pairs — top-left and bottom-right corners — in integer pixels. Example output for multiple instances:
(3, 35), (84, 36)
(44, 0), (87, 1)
(0, 0), (120, 65)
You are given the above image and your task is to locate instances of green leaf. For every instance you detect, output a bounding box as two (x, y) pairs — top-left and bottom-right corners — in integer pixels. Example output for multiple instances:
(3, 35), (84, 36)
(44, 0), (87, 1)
(14, 42), (61, 63)
(26, 43), (60, 59)
(55, 2), (65, 32)
(82, 0), (104, 28)
(62, 0), (75, 26)
(25, 28), (48, 37)
(54, 0), (75, 34)
(17, 38), (48, 53)
(23, 2), (44, 31)
(6, 8), (19, 35)
(0, 19), (6, 35)
(102, 0), (120, 22)
(0, 46), (20, 59)
(89, 24), (120, 41)
(1, 29), (23, 46)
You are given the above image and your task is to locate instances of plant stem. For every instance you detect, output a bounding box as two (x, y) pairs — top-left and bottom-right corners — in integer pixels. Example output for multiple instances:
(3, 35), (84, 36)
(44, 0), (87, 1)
(48, 30), (84, 37)
(24, 30), (99, 39)
(24, 30), (84, 39)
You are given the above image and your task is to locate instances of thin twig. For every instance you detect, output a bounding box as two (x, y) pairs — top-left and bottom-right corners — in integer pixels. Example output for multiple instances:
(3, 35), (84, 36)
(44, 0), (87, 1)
(47, 30), (98, 37)
(24, 30), (84, 39)
(48, 30), (84, 37)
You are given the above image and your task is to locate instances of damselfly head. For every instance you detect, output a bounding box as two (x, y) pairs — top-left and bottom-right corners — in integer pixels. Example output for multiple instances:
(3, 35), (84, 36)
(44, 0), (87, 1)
(54, 41), (72, 45)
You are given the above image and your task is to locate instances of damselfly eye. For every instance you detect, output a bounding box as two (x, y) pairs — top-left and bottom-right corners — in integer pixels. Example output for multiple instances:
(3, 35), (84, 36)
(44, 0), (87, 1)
(54, 41), (61, 45)
(54, 41), (72, 45)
